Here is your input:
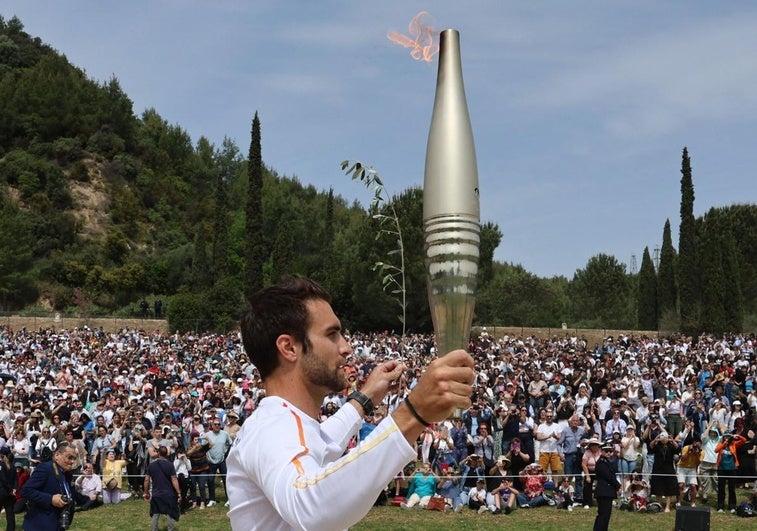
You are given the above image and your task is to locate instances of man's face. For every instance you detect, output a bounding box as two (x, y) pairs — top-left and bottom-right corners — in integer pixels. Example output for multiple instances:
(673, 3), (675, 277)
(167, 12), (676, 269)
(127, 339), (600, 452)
(54, 447), (78, 472)
(299, 299), (350, 393)
(211, 420), (221, 432)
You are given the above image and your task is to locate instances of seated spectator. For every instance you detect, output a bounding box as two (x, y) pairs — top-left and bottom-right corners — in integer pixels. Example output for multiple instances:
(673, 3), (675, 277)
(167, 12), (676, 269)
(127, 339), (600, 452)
(516, 463), (554, 508)
(400, 462), (437, 510)
(436, 468), (464, 512)
(13, 463), (29, 514)
(459, 454), (486, 504)
(555, 475), (575, 511)
(627, 472), (649, 512)
(74, 462), (102, 511)
(466, 478), (492, 513)
(491, 476), (518, 514)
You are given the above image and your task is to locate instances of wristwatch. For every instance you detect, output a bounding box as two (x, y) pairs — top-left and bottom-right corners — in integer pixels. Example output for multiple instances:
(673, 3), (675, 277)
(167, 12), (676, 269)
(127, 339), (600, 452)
(347, 391), (374, 416)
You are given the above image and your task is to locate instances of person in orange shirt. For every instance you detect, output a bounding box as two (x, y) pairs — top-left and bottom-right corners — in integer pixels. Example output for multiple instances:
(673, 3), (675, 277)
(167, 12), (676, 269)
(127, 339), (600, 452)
(715, 431), (747, 513)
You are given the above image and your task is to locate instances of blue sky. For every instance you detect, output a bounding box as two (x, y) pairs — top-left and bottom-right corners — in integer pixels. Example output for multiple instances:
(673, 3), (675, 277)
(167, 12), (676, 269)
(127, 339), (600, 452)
(4, 1), (756, 278)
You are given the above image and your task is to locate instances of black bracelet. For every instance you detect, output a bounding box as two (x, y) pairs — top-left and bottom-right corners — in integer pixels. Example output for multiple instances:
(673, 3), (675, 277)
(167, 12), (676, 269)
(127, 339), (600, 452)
(404, 396), (431, 427)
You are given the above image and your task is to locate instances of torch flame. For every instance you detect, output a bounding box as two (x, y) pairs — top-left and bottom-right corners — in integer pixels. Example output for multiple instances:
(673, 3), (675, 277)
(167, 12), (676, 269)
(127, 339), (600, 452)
(387, 11), (439, 62)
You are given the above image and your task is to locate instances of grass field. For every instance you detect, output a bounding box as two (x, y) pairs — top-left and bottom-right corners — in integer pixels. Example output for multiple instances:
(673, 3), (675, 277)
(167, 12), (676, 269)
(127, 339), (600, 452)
(8, 489), (752, 530)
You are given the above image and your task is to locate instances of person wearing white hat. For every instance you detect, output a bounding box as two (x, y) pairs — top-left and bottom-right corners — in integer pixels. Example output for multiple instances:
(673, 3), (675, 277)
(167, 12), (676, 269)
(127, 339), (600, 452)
(727, 400), (744, 432)
(649, 431), (679, 512)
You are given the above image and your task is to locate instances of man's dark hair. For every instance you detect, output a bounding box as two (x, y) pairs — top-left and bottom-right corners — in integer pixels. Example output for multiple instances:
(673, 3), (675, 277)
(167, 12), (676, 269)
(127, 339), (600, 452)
(241, 275), (332, 380)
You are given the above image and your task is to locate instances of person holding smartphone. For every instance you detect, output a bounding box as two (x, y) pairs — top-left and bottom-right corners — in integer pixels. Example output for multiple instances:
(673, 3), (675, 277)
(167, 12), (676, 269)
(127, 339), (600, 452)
(187, 431), (212, 510)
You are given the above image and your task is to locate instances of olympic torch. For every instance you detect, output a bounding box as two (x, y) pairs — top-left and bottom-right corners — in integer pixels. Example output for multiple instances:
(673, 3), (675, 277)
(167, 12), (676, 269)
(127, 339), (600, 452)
(423, 29), (480, 358)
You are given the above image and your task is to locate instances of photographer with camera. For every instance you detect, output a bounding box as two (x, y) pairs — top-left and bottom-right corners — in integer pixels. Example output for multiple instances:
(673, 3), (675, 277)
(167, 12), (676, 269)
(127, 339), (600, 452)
(21, 442), (83, 530)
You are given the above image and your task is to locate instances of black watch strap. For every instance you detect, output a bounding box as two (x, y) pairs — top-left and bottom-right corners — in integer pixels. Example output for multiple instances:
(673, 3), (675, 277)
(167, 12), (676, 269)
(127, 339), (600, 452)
(347, 391), (374, 416)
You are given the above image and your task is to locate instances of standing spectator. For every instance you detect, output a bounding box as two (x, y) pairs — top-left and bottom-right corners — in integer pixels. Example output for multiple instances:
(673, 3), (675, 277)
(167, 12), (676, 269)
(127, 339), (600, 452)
(649, 431), (679, 512)
(559, 415), (586, 498)
(450, 418), (469, 465)
(173, 450), (192, 513)
(10, 429), (31, 470)
(472, 424), (494, 468)
(90, 426), (114, 474)
(400, 462), (437, 510)
(581, 439), (602, 508)
(676, 438), (702, 506)
(205, 417), (232, 507)
(593, 443), (621, 531)
(101, 449), (127, 504)
(73, 462), (102, 511)
(0, 446), (17, 530)
(619, 426), (640, 491)
(143, 446), (181, 531)
(535, 410), (563, 476)
(21, 443), (81, 531)
(716, 431), (747, 513)
(186, 431), (211, 509)
(699, 424), (720, 503)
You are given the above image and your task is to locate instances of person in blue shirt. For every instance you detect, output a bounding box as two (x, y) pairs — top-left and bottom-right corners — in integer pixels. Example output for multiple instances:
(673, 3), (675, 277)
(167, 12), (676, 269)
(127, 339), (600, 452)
(400, 462), (437, 509)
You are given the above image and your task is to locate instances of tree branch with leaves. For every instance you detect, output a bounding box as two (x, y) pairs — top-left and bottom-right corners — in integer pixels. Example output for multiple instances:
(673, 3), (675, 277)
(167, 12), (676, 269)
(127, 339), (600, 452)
(342, 160), (406, 335)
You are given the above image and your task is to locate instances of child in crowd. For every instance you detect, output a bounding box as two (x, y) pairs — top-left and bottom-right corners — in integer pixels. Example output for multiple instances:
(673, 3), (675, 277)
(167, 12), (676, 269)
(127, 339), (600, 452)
(555, 475), (575, 511)
(491, 476), (518, 514)
(628, 473), (649, 512)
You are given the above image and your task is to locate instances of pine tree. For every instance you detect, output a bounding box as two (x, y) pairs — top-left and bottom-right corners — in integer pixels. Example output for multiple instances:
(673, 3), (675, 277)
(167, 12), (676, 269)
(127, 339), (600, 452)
(657, 219), (677, 324)
(245, 112), (265, 300)
(678, 147), (699, 335)
(637, 247), (657, 330)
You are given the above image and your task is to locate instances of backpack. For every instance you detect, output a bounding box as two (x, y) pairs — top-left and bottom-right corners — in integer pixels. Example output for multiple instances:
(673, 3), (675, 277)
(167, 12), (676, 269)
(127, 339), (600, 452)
(736, 502), (755, 517)
(39, 446), (53, 462)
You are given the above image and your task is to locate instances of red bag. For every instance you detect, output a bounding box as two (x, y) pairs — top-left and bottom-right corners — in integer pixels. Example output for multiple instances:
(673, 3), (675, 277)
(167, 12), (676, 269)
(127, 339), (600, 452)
(426, 496), (446, 511)
(391, 496), (406, 507)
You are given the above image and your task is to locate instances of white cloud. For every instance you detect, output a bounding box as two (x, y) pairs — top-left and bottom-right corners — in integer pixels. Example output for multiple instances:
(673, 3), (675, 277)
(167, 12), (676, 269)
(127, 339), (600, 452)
(518, 13), (757, 137)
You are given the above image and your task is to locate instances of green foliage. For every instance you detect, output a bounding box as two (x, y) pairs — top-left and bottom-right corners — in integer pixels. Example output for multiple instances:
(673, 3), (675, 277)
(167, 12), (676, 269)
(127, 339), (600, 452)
(477, 263), (566, 327)
(678, 147), (700, 335)
(167, 292), (210, 333)
(636, 247), (657, 330)
(479, 221), (503, 287)
(569, 253), (632, 328)
(342, 160), (408, 334)
(657, 218), (677, 318)
(245, 112), (265, 299)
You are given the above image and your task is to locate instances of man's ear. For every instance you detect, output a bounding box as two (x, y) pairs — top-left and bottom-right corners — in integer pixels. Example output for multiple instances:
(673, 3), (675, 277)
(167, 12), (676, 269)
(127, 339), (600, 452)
(276, 334), (299, 363)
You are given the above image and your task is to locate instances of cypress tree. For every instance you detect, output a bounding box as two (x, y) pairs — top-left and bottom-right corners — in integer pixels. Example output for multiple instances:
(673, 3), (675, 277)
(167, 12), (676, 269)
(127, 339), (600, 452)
(699, 212), (726, 333)
(245, 112), (265, 300)
(637, 247), (658, 330)
(722, 229), (744, 331)
(678, 147), (699, 335)
(211, 142), (233, 280)
(657, 219), (677, 317)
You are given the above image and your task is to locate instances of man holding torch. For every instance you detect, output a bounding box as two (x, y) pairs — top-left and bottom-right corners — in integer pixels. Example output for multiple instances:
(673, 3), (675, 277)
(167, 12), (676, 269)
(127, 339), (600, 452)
(226, 276), (475, 530)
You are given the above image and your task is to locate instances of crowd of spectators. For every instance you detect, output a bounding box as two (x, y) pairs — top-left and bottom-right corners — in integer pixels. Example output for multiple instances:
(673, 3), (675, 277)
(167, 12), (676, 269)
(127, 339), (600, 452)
(0, 324), (755, 520)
